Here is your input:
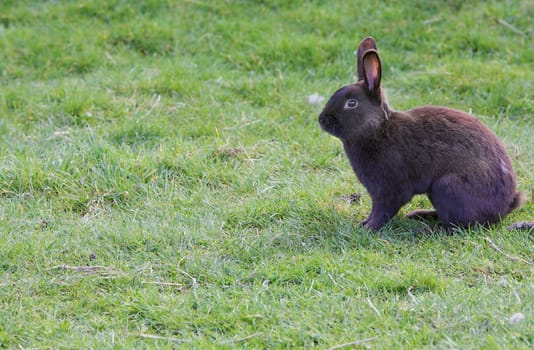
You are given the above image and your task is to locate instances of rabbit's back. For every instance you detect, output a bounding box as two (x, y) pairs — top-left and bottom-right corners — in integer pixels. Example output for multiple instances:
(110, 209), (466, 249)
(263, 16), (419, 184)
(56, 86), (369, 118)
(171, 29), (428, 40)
(396, 106), (513, 177)
(387, 106), (517, 203)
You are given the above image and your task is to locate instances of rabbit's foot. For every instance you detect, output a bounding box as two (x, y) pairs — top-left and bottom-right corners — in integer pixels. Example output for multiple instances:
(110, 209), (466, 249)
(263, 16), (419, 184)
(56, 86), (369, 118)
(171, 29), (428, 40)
(406, 209), (438, 220)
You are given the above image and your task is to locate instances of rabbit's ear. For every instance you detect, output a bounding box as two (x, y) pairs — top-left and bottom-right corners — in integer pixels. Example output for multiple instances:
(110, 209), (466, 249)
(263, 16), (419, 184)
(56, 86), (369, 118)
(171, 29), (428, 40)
(357, 37), (377, 81)
(362, 50), (381, 96)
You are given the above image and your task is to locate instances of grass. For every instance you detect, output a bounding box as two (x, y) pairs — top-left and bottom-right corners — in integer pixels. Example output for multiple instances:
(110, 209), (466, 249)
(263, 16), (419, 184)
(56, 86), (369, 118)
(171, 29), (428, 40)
(0, 0), (533, 348)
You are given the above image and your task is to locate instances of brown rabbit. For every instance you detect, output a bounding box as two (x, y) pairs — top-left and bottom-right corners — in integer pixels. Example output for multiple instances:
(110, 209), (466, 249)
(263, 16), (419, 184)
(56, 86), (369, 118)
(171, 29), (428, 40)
(318, 36), (524, 231)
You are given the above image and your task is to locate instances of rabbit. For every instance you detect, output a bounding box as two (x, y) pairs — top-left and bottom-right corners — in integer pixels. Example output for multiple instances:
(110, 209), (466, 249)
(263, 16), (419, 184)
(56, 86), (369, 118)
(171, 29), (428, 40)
(318, 36), (524, 231)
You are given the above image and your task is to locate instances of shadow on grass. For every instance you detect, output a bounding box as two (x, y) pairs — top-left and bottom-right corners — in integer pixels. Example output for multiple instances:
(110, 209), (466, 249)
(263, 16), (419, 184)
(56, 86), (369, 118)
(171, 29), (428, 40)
(225, 191), (532, 259)
(221, 200), (464, 257)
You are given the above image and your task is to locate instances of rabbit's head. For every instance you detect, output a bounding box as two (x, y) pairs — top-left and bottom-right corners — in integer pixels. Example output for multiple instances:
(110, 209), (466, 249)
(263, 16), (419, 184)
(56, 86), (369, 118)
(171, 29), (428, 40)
(319, 37), (389, 142)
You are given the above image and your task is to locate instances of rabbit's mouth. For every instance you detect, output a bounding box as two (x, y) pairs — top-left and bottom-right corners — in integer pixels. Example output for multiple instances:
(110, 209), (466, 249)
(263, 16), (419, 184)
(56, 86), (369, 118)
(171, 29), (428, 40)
(319, 113), (342, 138)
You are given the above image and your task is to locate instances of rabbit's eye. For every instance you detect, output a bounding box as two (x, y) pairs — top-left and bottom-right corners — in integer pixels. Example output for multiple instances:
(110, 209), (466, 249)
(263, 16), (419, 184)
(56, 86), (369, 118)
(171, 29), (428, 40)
(345, 99), (359, 109)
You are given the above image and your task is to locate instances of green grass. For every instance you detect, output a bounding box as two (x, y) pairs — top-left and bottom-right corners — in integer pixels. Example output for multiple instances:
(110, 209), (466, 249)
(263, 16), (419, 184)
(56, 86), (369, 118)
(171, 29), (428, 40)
(0, 0), (533, 348)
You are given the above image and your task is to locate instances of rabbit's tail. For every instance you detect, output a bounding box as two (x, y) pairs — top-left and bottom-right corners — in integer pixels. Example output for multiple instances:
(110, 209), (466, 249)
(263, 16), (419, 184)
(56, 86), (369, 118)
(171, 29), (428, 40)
(509, 191), (526, 212)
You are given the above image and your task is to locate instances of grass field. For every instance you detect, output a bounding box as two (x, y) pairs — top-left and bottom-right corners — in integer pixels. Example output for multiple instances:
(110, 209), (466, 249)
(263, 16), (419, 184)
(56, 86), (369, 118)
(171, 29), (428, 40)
(0, 0), (533, 348)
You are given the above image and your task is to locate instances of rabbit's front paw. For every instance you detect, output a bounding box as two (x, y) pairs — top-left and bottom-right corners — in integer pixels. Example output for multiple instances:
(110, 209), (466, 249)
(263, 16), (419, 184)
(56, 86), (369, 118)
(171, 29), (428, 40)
(363, 220), (384, 232)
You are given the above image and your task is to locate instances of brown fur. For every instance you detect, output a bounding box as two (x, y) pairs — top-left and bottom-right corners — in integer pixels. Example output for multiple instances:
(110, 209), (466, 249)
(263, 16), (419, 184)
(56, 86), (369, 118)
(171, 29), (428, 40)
(318, 37), (523, 231)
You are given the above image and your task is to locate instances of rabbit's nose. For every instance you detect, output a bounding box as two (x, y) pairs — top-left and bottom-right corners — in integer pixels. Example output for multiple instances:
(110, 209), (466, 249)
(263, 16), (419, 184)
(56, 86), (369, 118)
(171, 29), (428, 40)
(318, 112), (332, 123)
(318, 112), (334, 129)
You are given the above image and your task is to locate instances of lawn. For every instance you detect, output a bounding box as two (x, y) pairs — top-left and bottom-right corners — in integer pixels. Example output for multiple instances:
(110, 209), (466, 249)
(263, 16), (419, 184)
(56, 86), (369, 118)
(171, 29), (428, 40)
(0, 0), (532, 348)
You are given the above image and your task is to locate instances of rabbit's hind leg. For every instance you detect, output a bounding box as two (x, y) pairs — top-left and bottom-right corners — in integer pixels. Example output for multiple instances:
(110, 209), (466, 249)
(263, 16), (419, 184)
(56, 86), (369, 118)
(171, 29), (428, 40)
(429, 175), (494, 226)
